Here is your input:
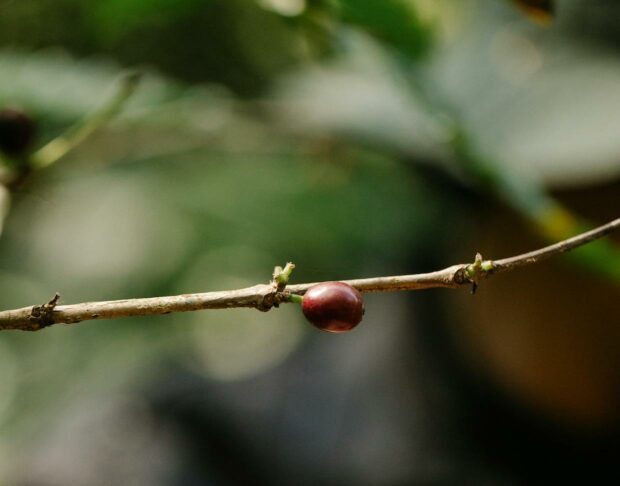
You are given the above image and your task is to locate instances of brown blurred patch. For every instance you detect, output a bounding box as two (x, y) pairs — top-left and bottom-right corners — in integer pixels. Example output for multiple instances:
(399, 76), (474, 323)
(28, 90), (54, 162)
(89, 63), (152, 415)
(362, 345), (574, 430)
(447, 178), (620, 430)
(511, 0), (555, 24)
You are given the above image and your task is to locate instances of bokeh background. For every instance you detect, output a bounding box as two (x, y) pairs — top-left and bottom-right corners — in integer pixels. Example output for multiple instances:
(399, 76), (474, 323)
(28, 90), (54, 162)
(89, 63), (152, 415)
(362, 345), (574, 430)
(0, 0), (619, 484)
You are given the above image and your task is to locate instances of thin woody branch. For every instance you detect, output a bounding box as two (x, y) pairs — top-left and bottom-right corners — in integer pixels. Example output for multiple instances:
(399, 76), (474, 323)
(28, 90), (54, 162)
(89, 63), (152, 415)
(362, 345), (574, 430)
(492, 217), (620, 271)
(0, 217), (618, 332)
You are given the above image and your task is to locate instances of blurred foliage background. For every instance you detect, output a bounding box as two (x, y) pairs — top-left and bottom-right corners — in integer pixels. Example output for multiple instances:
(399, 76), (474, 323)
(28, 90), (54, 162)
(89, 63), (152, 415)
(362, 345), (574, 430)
(0, 0), (619, 483)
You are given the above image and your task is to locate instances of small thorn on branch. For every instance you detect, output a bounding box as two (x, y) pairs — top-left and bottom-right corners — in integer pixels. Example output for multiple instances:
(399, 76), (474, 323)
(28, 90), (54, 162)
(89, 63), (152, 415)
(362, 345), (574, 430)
(29, 292), (60, 330)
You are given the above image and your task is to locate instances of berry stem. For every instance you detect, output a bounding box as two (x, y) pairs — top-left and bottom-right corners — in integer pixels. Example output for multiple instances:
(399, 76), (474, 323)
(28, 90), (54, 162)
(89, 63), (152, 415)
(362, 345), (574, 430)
(287, 293), (304, 305)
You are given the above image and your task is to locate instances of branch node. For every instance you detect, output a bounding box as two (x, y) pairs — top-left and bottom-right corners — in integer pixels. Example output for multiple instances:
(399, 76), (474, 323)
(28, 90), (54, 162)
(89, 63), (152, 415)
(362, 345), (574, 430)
(464, 253), (495, 294)
(29, 292), (60, 330)
(257, 263), (298, 312)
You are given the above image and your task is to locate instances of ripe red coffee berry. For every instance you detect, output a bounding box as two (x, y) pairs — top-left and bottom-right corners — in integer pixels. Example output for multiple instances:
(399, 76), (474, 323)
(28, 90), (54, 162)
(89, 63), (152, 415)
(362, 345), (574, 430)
(301, 282), (364, 333)
(0, 107), (36, 157)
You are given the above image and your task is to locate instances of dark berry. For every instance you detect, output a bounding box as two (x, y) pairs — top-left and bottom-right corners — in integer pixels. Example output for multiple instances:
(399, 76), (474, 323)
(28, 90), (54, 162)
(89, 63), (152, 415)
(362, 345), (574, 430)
(0, 107), (36, 158)
(301, 282), (364, 333)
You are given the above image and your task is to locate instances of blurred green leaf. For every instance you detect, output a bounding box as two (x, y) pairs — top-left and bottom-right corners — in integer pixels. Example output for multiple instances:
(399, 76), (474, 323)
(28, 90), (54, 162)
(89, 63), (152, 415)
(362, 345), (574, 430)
(273, 30), (447, 158)
(90, 0), (211, 41)
(425, 0), (620, 187)
(334, 0), (432, 59)
(0, 49), (180, 128)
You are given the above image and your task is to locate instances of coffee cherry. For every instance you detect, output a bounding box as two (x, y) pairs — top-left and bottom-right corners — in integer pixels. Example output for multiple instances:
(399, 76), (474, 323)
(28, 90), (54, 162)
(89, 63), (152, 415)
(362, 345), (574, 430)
(301, 282), (364, 333)
(0, 107), (36, 158)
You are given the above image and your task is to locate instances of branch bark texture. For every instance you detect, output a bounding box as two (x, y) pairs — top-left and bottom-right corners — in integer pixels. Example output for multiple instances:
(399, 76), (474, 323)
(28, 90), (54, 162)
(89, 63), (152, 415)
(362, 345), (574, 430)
(0, 217), (618, 332)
